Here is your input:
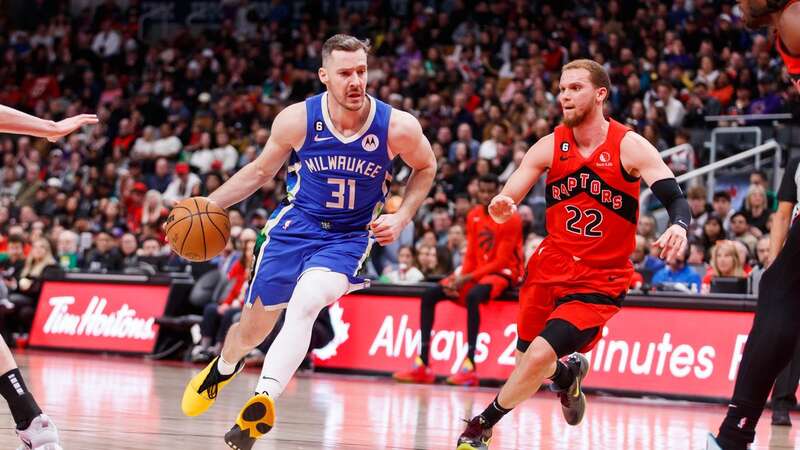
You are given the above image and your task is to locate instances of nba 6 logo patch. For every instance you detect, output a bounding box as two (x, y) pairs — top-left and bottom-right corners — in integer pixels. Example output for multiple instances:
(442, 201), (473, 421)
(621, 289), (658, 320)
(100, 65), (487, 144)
(362, 134), (379, 152)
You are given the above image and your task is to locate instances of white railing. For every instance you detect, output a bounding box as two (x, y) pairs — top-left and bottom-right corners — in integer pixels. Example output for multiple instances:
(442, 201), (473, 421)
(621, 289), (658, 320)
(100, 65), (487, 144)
(640, 139), (782, 210)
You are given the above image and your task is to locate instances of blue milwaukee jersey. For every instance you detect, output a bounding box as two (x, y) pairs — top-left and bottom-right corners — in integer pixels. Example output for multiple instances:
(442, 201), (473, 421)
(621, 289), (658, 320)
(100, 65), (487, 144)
(286, 92), (393, 230)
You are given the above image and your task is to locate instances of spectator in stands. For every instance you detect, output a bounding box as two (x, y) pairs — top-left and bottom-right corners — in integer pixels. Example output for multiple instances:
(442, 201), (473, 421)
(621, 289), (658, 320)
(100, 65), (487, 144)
(702, 240), (747, 294)
(651, 245), (702, 292)
(750, 235), (771, 295)
(394, 174), (522, 386)
(124, 182), (147, 234)
(444, 224), (466, 269)
(449, 123), (480, 161)
(97, 199), (127, 236)
(191, 237), (255, 363)
(55, 230), (79, 270)
(119, 232), (146, 272)
(687, 185), (711, 239)
(138, 237), (167, 272)
(382, 246), (425, 284)
(140, 189), (168, 231)
(82, 231), (122, 273)
(701, 215), (728, 262)
(730, 212), (760, 256)
(146, 158), (172, 193)
(7, 238), (56, 335)
(649, 81), (686, 128)
(631, 234), (666, 280)
(130, 123), (182, 161)
(162, 162), (200, 207)
(688, 240), (707, 266)
(684, 81), (723, 128)
(637, 215), (659, 243)
(740, 184), (772, 235)
(16, 163), (42, 208)
(750, 169), (778, 211)
(1, 235), (26, 285)
(713, 191), (735, 232)
(417, 243), (450, 280)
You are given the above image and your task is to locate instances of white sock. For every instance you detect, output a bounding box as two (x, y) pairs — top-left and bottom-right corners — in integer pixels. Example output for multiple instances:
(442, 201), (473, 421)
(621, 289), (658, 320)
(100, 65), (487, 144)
(217, 355), (237, 376)
(254, 270), (348, 399)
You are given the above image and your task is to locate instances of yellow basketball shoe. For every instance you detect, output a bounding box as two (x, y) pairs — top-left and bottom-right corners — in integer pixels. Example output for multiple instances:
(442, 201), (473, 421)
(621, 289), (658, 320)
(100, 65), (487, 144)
(181, 356), (244, 416)
(223, 393), (276, 450)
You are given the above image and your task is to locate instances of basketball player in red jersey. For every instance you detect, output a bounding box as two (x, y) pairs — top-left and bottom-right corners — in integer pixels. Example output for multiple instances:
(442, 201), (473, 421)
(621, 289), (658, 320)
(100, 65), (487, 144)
(708, 2), (800, 449)
(0, 104), (97, 450)
(456, 59), (690, 450)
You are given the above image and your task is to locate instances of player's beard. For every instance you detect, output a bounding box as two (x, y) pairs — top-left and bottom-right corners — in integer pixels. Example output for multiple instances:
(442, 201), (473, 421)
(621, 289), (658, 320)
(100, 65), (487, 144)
(562, 104), (591, 128)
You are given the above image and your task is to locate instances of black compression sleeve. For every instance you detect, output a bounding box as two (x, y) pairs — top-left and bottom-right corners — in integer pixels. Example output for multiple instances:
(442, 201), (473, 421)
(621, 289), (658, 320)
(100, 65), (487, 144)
(650, 178), (691, 230)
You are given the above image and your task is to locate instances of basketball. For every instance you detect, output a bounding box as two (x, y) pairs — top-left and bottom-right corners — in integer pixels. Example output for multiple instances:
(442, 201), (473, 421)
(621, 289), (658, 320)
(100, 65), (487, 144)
(166, 197), (230, 262)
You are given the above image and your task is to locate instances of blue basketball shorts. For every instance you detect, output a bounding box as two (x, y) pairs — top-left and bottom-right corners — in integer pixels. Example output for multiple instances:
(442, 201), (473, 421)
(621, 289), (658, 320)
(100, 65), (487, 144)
(245, 205), (373, 310)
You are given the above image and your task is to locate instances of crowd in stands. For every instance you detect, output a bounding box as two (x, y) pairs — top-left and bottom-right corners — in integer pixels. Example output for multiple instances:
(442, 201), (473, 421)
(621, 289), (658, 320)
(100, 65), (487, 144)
(0, 0), (797, 345)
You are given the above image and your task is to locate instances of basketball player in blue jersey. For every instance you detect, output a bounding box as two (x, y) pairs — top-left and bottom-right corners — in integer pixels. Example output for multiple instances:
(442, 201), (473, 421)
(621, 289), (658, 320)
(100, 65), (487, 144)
(180, 34), (436, 449)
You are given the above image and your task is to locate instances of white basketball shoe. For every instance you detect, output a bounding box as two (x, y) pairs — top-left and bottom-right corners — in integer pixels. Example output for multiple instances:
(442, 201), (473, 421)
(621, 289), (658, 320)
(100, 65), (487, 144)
(15, 414), (62, 450)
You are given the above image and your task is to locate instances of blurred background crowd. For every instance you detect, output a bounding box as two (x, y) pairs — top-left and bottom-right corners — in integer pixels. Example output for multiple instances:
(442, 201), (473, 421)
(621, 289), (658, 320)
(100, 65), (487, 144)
(0, 0), (798, 345)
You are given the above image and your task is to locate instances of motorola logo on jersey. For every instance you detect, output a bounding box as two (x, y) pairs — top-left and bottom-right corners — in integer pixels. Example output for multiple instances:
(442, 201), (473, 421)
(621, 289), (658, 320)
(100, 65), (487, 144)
(362, 134), (379, 152)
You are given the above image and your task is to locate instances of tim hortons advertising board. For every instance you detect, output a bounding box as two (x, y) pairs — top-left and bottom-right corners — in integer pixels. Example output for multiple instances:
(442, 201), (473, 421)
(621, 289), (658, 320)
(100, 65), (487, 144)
(29, 281), (170, 353)
(313, 294), (756, 399)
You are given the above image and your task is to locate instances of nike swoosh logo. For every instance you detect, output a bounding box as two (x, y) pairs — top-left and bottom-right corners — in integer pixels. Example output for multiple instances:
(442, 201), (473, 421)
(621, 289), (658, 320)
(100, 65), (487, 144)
(560, 156), (570, 161)
(314, 135), (334, 142)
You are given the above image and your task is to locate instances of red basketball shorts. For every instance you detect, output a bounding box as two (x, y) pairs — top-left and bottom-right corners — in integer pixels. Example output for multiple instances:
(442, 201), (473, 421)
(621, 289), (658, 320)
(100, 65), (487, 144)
(517, 242), (632, 353)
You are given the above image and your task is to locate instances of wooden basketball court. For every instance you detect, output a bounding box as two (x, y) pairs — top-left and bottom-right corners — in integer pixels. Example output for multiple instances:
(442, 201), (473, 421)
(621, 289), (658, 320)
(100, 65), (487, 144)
(1, 351), (796, 449)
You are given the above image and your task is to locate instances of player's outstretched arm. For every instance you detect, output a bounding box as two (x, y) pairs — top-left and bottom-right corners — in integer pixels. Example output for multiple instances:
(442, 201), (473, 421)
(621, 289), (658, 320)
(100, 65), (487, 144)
(622, 132), (690, 259)
(489, 133), (553, 223)
(0, 104), (98, 142)
(208, 102), (305, 210)
(372, 110), (436, 245)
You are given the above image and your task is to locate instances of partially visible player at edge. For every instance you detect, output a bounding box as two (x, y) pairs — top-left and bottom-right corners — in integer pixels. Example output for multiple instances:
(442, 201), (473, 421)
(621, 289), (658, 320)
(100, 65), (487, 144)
(0, 105), (98, 450)
(708, 1), (800, 449)
(179, 34), (436, 450)
(455, 59), (690, 450)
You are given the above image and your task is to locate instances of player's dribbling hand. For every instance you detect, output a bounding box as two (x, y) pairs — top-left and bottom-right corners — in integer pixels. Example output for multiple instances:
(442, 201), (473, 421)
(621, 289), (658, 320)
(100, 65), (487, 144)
(653, 224), (688, 260)
(370, 214), (406, 245)
(488, 194), (516, 223)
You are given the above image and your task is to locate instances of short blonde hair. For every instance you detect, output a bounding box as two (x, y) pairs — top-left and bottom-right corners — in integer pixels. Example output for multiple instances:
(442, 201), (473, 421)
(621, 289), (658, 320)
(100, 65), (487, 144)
(322, 34), (371, 66)
(562, 59), (611, 102)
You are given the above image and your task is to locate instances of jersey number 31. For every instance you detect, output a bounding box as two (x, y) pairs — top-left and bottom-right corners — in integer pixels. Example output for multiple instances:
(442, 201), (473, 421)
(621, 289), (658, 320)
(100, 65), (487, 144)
(326, 178), (356, 209)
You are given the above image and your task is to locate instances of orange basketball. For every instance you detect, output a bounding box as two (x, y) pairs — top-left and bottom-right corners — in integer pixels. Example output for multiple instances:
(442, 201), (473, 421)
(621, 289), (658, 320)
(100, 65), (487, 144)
(165, 197), (230, 262)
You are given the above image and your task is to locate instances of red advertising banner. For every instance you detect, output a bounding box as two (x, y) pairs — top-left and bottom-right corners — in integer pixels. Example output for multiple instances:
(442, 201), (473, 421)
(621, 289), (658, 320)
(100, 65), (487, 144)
(29, 281), (171, 353)
(313, 294), (756, 399)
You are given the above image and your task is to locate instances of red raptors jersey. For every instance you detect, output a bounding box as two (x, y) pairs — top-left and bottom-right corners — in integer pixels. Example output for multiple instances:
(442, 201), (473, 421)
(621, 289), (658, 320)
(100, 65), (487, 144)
(545, 119), (640, 266)
(777, 0), (800, 78)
